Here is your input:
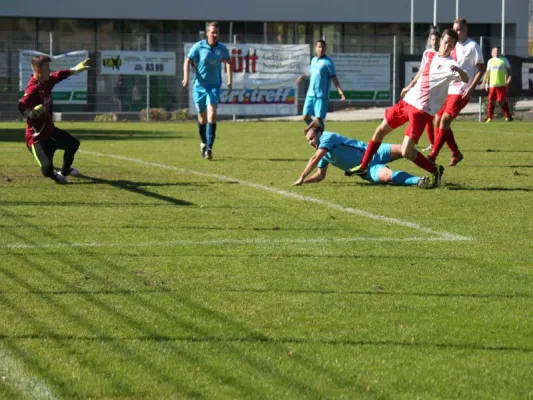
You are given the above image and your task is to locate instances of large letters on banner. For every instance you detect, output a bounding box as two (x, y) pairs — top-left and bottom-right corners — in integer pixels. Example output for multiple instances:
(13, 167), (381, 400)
(184, 43), (310, 116)
(19, 50), (89, 104)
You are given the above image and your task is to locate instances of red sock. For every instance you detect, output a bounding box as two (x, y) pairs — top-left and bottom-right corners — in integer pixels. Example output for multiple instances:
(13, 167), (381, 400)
(360, 140), (381, 169)
(426, 120), (435, 145)
(487, 102), (495, 119)
(445, 128), (460, 155)
(429, 127), (447, 159)
(501, 102), (511, 119)
(413, 151), (437, 174)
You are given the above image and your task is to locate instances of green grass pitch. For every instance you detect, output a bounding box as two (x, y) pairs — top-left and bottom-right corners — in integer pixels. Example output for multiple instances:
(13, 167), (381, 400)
(0, 120), (532, 399)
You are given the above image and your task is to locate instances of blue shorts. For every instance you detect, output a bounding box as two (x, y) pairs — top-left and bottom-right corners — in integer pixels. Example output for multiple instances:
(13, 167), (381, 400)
(193, 86), (220, 113)
(303, 96), (328, 119)
(364, 144), (393, 184)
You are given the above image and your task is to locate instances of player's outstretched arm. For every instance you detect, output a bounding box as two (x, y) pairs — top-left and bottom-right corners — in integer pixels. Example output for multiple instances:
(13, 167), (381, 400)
(303, 168), (328, 184)
(293, 148), (328, 186)
(71, 58), (90, 74)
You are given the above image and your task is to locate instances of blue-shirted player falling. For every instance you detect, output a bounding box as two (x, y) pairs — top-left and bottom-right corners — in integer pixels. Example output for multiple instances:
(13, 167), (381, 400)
(296, 40), (345, 128)
(183, 21), (232, 160)
(293, 121), (431, 188)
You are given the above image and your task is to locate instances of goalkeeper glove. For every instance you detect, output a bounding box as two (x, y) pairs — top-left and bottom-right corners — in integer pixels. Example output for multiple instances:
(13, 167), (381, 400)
(23, 104), (45, 119)
(71, 58), (90, 74)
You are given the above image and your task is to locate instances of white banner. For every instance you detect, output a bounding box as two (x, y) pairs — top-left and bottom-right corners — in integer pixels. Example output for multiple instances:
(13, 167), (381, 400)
(184, 43), (310, 116)
(19, 50), (88, 104)
(100, 51), (176, 76)
(330, 53), (391, 101)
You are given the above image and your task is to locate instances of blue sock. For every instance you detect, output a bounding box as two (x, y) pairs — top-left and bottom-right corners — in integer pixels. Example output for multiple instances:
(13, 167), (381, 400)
(317, 119), (325, 129)
(198, 122), (207, 144)
(207, 123), (217, 150)
(391, 171), (420, 186)
(304, 117), (313, 125)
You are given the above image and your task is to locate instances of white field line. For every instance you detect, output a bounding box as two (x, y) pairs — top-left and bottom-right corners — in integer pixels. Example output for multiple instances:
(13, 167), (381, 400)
(0, 350), (56, 400)
(2, 236), (470, 250)
(81, 150), (472, 241)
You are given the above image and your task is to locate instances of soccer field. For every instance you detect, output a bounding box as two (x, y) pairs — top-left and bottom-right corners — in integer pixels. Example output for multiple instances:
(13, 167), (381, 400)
(1, 120), (532, 399)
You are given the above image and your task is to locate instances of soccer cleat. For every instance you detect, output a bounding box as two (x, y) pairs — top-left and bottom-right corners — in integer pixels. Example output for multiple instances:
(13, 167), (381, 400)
(505, 116), (513, 122)
(417, 176), (432, 189)
(421, 144), (433, 153)
(200, 143), (207, 158)
(485, 118), (492, 123)
(448, 152), (463, 167)
(54, 172), (68, 184)
(344, 165), (367, 177)
(206, 149), (213, 160)
(432, 165), (445, 187)
(59, 167), (80, 177)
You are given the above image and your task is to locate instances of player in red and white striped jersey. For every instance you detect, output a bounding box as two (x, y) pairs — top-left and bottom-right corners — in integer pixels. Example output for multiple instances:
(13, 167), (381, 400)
(346, 29), (468, 188)
(430, 18), (485, 167)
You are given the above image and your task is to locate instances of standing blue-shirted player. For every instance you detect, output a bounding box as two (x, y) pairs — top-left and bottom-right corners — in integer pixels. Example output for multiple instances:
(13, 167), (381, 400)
(183, 21), (232, 160)
(296, 40), (345, 128)
(292, 122), (431, 188)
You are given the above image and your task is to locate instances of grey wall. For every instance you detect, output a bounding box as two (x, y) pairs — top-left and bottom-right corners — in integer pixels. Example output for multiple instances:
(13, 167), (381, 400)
(0, 0), (529, 54)
(0, 0), (528, 24)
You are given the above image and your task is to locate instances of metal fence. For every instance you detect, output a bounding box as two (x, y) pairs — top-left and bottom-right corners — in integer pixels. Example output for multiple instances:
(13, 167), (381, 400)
(0, 30), (529, 120)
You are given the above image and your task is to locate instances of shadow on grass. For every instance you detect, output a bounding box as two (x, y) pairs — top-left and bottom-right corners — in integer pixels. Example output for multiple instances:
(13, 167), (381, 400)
(0, 332), (531, 354)
(73, 174), (194, 206)
(445, 183), (533, 192)
(1, 209), (336, 398)
(225, 156), (310, 162)
(218, 287), (533, 300)
(0, 128), (184, 143)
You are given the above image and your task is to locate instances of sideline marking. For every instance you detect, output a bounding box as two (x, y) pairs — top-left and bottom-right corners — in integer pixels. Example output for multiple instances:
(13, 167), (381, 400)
(80, 150), (473, 241)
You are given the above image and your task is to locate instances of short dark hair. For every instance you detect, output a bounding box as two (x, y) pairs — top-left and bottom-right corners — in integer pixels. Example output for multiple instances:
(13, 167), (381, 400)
(442, 29), (459, 43)
(492, 46), (500, 51)
(454, 17), (468, 26)
(207, 21), (219, 30)
(430, 30), (441, 38)
(315, 39), (327, 47)
(31, 55), (51, 69)
(304, 119), (324, 135)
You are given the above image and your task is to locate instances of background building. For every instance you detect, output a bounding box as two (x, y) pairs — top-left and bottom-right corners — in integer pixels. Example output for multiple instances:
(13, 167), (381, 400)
(0, 0), (529, 117)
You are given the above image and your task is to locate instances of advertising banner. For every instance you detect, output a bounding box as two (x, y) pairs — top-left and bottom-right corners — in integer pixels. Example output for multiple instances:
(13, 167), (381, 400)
(185, 43), (310, 115)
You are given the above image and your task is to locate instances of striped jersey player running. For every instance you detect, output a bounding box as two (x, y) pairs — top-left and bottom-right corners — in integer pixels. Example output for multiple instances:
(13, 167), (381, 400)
(346, 29), (468, 188)
(429, 18), (485, 167)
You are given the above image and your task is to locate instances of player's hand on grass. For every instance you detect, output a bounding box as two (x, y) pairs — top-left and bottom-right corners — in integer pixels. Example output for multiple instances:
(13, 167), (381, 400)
(71, 58), (90, 74)
(292, 178), (304, 186)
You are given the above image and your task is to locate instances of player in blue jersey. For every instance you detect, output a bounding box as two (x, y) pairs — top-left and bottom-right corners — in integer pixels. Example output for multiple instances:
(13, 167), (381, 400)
(296, 40), (345, 128)
(292, 121), (431, 188)
(183, 21), (232, 160)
